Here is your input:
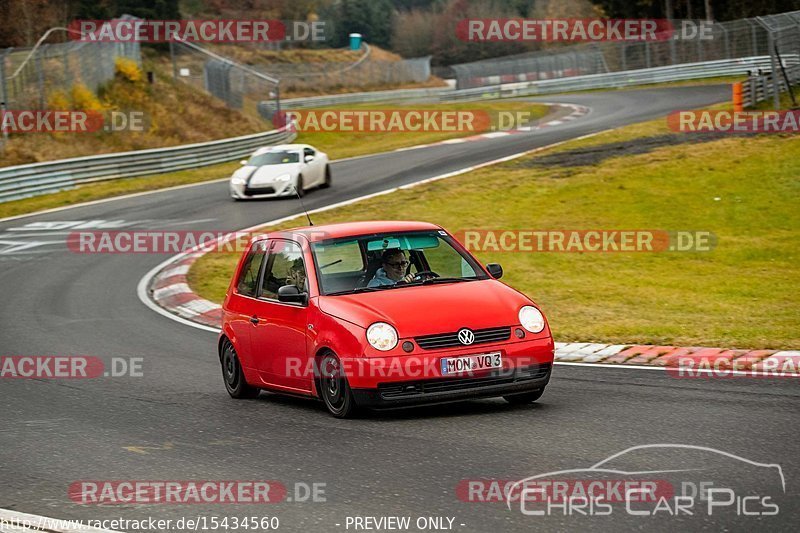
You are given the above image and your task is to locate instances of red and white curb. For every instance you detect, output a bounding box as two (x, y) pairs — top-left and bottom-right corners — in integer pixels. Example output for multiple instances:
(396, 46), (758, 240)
(145, 253), (797, 374)
(392, 104), (590, 153)
(553, 342), (798, 372)
(149, 253), (222, 329)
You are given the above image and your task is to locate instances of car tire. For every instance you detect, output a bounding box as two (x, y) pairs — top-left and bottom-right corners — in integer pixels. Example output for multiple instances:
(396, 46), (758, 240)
(503, 389), (544, 404)
(295, 175), (304, 197)
(320, 166), (332, 189)
(220, 340), (260, 399)
(317, 352), (358, 418)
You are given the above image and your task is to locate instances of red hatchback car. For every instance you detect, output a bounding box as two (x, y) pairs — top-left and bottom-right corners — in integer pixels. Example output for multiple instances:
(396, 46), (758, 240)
(219, 221), (554, 417)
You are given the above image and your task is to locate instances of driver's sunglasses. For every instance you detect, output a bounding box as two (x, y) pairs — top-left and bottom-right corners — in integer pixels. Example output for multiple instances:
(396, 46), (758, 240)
(386, 260), (410, 268)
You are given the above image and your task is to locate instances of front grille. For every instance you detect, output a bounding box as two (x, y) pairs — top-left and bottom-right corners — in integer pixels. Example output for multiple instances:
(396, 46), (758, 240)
(378, 363), (551, 399)
(245, 186), (275, 196)
(414, 326), (511, 350)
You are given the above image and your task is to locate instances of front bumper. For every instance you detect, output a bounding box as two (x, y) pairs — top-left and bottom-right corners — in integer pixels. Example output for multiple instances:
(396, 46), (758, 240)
(352, 363), (551, 409)
(230, 180), (295, 199)
(344, 335), (553, 408)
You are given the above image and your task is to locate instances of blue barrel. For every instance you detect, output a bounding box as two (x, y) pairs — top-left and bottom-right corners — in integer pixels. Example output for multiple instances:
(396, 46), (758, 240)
(349, 33), (363, 50)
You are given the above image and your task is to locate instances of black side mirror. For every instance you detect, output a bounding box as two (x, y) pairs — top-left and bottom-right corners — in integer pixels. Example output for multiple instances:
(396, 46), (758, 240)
(486, 263), (503, 279)
(277, 284), (308, 305)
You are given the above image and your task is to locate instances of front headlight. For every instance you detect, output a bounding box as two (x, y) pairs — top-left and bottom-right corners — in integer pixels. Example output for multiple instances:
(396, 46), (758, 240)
(366, 322), (398, 351)
(518, 306), (545, 333)
(231, 177), (245, 185)
(274, 173), (292, 182)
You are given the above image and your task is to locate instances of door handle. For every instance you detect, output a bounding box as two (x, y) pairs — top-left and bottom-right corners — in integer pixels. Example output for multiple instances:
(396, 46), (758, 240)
(250, 315), (259, 325)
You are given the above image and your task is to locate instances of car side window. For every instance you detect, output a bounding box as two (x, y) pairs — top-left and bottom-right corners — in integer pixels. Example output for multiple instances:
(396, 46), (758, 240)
(236, 241), (267, 297)
(304, 147), (315, 158)
(260, 241), (307, 300)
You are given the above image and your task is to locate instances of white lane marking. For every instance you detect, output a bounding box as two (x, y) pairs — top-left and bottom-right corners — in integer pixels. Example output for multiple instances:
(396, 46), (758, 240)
(481, 132), (510, 138)
(0, 508), (122, 533)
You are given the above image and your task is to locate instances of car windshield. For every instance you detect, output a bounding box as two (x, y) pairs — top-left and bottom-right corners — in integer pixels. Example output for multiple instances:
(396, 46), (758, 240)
(311, 231), (488, 295)
(248, 151), (300, 166)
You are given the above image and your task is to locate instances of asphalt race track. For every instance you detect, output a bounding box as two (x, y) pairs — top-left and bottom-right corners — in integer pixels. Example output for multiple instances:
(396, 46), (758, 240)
(2, 86), (798, 532)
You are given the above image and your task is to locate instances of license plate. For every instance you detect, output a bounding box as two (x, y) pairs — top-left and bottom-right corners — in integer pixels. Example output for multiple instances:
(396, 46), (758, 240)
(440, 352), (502, 375)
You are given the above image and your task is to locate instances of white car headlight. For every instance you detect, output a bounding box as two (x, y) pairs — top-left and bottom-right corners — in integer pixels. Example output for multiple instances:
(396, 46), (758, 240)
(518, 306), (545, 333)
(231, 177), (245, 185)
(366, 322), (398, 351)
(274, 173), (292, 182)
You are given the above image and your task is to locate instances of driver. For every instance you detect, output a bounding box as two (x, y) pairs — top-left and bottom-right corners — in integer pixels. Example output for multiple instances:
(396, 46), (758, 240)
(368, 249), (415, 287)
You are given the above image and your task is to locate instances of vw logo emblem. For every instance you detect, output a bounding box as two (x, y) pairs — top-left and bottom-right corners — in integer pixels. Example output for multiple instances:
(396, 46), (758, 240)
(457, 328), (475, 345)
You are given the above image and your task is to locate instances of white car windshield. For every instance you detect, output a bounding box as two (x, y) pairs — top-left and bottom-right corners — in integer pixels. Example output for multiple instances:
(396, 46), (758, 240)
(248, 151), (300, 166)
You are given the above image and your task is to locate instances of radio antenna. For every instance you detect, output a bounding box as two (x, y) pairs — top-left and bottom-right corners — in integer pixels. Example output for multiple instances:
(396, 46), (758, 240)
(292, 184), (314, 226)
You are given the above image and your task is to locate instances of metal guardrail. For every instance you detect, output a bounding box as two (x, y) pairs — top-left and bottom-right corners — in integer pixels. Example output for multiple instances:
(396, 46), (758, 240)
(0, 126), (296, 203)
(741, 64), (800, 107)
(440, 56), (796, 101)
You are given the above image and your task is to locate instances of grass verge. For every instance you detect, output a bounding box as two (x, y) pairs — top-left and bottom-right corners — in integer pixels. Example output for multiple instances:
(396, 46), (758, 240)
(188, 110), (799, 349)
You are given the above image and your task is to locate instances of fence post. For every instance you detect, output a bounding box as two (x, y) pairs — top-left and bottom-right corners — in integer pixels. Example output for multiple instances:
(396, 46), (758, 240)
(36, 44), (46, 109)
(169, 41), (177, 80)
(0, 48), (10, 151)
(719, 24), (731, 59)
(748, 20), (758, 56)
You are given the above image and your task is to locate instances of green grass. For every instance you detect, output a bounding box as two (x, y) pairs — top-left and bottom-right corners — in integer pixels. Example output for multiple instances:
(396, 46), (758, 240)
(0, 101), (549, 220)
(189, 113), (800, 350)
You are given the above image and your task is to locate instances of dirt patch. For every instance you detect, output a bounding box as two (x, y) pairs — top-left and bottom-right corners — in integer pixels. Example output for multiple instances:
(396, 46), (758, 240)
(518, 132), (757, 169)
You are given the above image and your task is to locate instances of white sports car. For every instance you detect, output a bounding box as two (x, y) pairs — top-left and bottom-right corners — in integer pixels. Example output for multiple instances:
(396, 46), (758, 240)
(229, 144), (331, 200)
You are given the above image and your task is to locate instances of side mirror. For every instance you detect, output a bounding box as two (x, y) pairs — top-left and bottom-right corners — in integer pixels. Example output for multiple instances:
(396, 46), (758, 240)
(304, 155), (314, 163)
(278, 284), (308, 305)
(486, 263), (503, 279)
(240, 160), (248, 165)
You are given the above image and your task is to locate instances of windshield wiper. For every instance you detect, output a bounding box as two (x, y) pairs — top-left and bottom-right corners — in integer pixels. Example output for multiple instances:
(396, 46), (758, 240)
(327, 285), (398, 296)
(418, 277), (478, 285)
